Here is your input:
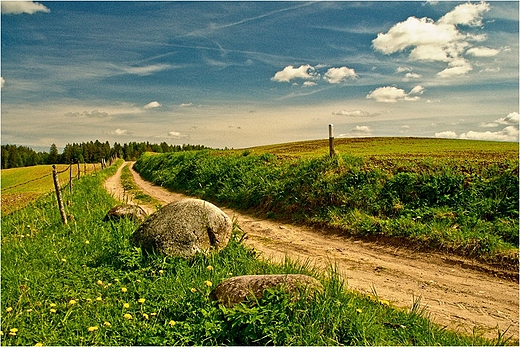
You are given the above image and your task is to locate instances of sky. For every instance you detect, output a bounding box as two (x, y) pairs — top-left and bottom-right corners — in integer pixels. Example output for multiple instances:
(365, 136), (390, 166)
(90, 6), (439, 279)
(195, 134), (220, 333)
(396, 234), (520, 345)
(1, 0), (519, 151)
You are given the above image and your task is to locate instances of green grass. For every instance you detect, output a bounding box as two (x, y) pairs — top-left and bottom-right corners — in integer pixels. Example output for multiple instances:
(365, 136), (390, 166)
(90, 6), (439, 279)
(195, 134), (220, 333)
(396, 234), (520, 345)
(120, 163), (162, 208)
(1, 159), (512, 345)
(134, 138), (519, 266)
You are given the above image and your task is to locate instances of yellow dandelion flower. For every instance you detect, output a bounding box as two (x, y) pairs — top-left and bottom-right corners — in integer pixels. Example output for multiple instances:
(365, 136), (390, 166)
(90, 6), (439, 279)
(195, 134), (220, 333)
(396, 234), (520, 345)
(85, 240), (90, 244)
(136, 279), (141, 283)
(142, 313), (149, 320)
(103, 321), (111, 327)
(86, 298), (92, 303)
(123, 313), (132, 320)
(138, 298), (146, 304)
(123, 303), (130, 309)
(190, 287), (197, 293)
(379, 299), (390, 306)
(61, 258), (66, 262)
(169, 320), (176, 326)
(49, 303), (56, 307)
(96, 296), (102, 302)
(97, 280), (103, 285)
(87, 326), (98, 332)
(150, 312), (157, 316)
(356, 308), (363, 313)
(35, 343), (43, 346)
(113, 278), (119, 282)
(205, 280), (212, 287)
(121, 287), (127, 293)
(50, 309), (57, 313)
(206, 265), (214, 271)
(158, 270), (164, 275)
(6, 307), (13, 313)
(26, 309), (33, 313)
(10, 328), (18, 333)
(68, 299), (77, 306)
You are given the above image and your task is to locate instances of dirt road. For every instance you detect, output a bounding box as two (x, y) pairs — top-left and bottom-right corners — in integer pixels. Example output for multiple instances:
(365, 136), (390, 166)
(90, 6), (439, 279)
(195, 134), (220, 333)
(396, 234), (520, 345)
(104, 162), (519, 340)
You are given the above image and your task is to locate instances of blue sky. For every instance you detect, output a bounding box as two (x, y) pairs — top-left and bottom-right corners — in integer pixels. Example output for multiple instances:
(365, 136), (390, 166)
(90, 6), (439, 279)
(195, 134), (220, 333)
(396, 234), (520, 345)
(1, 1), (518, 150)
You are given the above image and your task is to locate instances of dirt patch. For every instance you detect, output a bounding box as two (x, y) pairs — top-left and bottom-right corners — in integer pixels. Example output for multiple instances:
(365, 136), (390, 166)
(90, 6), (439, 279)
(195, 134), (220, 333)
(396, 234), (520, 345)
(106, 161), (519, 340)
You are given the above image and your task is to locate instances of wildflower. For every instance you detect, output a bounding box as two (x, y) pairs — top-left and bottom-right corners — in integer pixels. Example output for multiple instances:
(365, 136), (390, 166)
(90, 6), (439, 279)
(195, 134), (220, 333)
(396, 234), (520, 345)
(379, 299), (390, 306)
(168, 320), (176, 326)
(6, 307), (13, 313)
(227, 272), (233, 276)
(113, 278), (119, 283)
(87, 326), (99, 332)
(49, 303), (57, 307)
(136, 279), (141, 283)
(150, 312), (157, 316)
(97, 280), (103, 285)
(68, 299), (77, 306)
(61, 258), (66, 262)
(26, 309), (33, 313)
(86, 298), (92, 303)
(9, 328), (18, 334)
(85, 240), (90, 244)
(96, 296), (102, 302)
(50, 309), (57, 313)
(205, 280), (212, 287)
(142, 313), (149, 320)
(356, 308), (363, 313)
(121, 287), (127, 293)
(138, 298), (146, 304)
(35, 343), (43, 346)
(103, 321), (111, 327)
(158, 270), (164, 275)
(206, 265), (214, 271)
(124, 313), (132, 320)
(123, 303), (130, 309)
(190, 288), (197, 293)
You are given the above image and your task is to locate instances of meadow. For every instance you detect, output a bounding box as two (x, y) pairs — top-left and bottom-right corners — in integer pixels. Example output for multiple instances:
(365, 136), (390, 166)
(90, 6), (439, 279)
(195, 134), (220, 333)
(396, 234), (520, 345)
(1, 157), (512, 345)
(134, 138), (519, 267)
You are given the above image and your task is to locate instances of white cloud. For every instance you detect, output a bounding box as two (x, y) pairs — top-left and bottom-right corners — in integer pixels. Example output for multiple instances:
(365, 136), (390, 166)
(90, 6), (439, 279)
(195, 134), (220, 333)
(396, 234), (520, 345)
(65, 110), (109, 118)
(1, 1), (50, 14)
(323, 66), (358, 84)
(480, 112), (519, 128)
(302, 81), (317, 87)
(366, 85), (424, 103)
(180, 103), (194, 107)
(168, 131), (182, 138)
(466, 47), (500, 57)
(123, 64), (171, 76)
(332, 109), (380, 117)
(460, 126), (518, 141)
(1, 77), (4, 89)
(110, 128), (130, 136)
(144, 101), (162, 109)
(373, 2), (492, 78)
(403, 72), (422, 82)
(436, 58), (473, 78)
(350, 125), (373, 136)
(271, 65), (317, 83)
(396, 67), (412, 74)
(435, 131), (458, 139)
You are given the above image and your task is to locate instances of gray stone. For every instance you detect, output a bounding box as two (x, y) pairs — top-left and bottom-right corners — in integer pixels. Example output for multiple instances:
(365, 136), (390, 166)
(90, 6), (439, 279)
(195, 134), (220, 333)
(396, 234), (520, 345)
(131, 198), (233, 257)
(210, 274), (323, 307)
(104, 204), (148, 222)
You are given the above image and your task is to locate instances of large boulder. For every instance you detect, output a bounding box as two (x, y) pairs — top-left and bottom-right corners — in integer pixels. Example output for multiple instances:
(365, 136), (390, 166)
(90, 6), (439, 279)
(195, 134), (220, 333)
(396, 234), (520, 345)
(131, 198), (233, 257)
(210, 274), (323, 307)
(104, 204), (148, 223)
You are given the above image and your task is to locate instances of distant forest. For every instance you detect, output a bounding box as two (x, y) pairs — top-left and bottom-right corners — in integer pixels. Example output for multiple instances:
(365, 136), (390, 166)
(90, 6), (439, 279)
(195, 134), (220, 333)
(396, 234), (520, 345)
(1, 141), (210, 169)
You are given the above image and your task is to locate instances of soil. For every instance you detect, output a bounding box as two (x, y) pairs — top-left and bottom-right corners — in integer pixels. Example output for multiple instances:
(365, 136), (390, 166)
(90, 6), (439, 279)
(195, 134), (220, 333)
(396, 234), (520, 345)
(104, 162), (519, 340)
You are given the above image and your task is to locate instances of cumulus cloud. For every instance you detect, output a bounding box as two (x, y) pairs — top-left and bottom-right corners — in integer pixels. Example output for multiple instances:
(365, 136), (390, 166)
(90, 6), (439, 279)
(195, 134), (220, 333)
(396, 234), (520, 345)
(65, 110), (109, 118)
(466, 47), (500, 57)
(373, 2), (493, 78)
(403, 72), (422, 82)
(460, 126), (518, 141)
(109, 128), (130, 136)
(332, 109), (380, 117)
(366, 85), (424, 103)
(302, 81), (317, 87)
(349, 125), (373, 136)
(144, 101), (162, 109)
(480, 112), (519, 128)
(323, 66), (358, 84)
(435, 131), (458, 139)
(1, 1), (50, 14)
(271, 65), (317, 83)
(168, 131), (183, 138)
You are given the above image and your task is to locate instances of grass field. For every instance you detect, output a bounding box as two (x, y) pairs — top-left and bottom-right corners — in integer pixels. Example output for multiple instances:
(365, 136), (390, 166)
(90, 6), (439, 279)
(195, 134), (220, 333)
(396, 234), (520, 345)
(1, 159), (511, 345)
(135, 138), (519, 266)
(1, 163), (99, 215)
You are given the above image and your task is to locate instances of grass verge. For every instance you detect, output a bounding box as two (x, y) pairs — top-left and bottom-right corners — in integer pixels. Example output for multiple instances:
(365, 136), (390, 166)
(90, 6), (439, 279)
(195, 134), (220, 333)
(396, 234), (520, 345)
(1, 160), (513, 345)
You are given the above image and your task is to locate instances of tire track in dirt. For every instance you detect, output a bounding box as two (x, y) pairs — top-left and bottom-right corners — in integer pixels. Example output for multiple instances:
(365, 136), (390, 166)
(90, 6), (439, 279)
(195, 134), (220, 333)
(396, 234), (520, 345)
(106, 162), (519, 340)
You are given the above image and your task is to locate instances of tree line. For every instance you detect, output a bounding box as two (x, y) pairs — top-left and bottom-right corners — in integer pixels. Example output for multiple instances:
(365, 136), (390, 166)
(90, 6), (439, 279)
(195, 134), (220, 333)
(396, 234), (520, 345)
(1, 141), (210, 169)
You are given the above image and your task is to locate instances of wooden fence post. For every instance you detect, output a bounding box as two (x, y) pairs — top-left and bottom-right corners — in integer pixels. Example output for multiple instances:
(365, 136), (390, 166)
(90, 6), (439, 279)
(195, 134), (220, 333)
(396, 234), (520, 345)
(329, 123), (335, 157)
(69, 163), (73, 194)
(52, 165), (68, 225)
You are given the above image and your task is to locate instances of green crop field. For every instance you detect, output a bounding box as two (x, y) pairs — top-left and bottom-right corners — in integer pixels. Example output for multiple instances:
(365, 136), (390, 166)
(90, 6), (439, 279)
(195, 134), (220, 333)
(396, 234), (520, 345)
(1, 164), (99, 215)
(1, 159), (513, 345)
(135, 138), (519, 267)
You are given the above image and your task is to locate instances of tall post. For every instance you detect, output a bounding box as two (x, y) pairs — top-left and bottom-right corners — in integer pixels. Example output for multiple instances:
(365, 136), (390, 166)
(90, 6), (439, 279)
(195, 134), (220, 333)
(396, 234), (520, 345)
(69, 163), (73, 194)
(329, 123), (335, 157)
(77, 162), (81, 179)
(52, 165), (68, 225)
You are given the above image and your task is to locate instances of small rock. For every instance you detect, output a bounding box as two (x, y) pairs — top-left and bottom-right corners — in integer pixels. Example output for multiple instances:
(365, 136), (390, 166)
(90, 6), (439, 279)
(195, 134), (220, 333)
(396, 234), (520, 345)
(210, 274), (323, 307)
(104, 204), (148, 222)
